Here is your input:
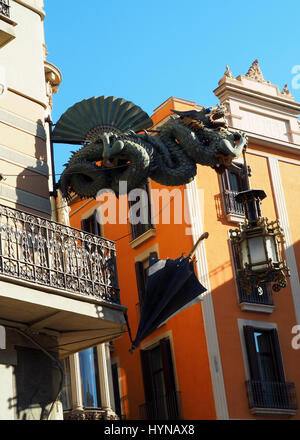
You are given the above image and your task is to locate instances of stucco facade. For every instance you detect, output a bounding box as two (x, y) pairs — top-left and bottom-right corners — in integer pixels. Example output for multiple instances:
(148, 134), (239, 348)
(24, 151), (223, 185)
(69, 61), (300, 420)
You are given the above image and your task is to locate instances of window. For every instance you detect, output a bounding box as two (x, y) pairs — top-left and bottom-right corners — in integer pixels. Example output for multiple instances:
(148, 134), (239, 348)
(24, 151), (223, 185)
(111, 363), (123, 420)
(244, 326), (297, 412)
(139, 338), (180, 420)
(220, 164), (248, 217)
(231, 240), (274, 308)
(135, 252), (158, 308)
(129, 182), (154, 240)
(81, 210), (102, 236)
(79, 348), (101, 408)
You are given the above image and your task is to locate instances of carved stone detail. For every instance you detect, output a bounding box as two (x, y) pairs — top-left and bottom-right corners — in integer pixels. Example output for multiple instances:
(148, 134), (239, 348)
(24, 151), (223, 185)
(63, 408), (119, 420)
(224, 65), (234, 79)
(281, 83), (292, 97)
(245, 59), (267, 83)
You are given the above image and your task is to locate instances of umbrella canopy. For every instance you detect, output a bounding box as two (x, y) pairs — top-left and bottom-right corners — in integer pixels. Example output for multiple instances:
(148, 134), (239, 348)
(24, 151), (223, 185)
(130, 255), (207, 352)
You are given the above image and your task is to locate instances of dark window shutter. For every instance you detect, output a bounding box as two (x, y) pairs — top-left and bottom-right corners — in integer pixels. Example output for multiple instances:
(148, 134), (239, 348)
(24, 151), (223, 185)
(140, 349), (154, 404)
(243, 326), (261, 381)
(135, 262), (146, 305)
(270, 329), (285, 382)
(221, 169), (230, 191)
(93, 210), (101, 236)
(160, 338), (176, 393)
(81, 218), (88, 232)
(81, 212), (101, 236)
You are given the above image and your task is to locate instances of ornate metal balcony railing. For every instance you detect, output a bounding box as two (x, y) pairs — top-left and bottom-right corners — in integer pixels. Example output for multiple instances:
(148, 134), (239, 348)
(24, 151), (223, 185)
(139, 391), (181, 420)
(0, 204), (120, 304)
(223, 189), (245, 216)
(246, 380), (298, 412)
(0, 0), (10, 18)
(237, 279), (274, 306)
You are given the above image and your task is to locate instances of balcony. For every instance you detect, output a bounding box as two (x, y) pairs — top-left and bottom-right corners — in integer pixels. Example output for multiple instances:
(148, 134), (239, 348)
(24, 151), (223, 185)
(223, 189), (245, 222)
(0, 0), (17, 49)
(0, 204), (126, 357)
(237, 279), (275, 313)
(246, 380), (298, 416)
(0, 0), (9, 18)
(139, 391), (181, 420)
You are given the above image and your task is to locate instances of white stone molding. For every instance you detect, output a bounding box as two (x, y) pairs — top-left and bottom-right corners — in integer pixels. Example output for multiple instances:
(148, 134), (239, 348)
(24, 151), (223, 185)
(268, 157), (300, 325)
(0, 107), (46, 140)
(97, 343), (116, 414)
(0, 183), (51, 215)
(69, 353), (84, 411)
(186, 179), (229, 419)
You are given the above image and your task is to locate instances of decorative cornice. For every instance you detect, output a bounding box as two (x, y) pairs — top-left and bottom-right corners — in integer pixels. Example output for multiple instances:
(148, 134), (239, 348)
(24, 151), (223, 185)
(13, 0), (45, 20)
(44, 61), (62, 109)
(245, 59), (268, 84)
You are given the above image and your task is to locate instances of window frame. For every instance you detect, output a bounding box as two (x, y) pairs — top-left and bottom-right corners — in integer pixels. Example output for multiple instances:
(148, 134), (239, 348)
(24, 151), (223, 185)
(219, 162), (249, 221)
(128, 181), (154, 241)
(139, 337), (180, 420)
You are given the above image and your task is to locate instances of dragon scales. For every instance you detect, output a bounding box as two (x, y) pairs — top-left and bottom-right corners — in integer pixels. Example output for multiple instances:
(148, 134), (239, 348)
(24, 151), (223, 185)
(51, 96), (248, 198)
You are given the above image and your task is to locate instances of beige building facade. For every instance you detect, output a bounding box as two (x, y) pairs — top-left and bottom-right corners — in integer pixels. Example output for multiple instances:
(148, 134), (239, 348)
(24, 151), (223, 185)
(0, 0), (126, 420)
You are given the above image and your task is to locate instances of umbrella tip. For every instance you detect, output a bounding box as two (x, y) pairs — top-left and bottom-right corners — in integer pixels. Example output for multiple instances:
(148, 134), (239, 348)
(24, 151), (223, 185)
(129, 345), (137, 354)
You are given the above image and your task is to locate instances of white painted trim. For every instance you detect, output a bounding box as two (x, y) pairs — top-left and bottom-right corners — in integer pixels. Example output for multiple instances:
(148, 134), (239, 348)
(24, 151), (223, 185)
(129, 228), (156, 249)
(237, 318), (278, 381)
(185, 179), (229, 419)
(247, 148), (300, 166)
(268, 157), (300, 325)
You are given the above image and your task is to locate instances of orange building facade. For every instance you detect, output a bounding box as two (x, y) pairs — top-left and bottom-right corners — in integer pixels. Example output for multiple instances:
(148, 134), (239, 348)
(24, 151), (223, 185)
(68, 61), (300, 420)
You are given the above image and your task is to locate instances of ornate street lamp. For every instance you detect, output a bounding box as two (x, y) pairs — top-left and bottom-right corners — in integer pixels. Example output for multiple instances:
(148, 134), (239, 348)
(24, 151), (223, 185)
(229, 188), (290, 293)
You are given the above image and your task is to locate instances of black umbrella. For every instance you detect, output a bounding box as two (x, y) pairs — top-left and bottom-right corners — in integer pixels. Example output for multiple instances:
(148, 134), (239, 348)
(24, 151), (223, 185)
(129, 233), (209, 352)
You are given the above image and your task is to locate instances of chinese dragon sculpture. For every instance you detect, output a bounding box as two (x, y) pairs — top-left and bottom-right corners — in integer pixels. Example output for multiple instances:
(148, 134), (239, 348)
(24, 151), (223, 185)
(52, 96), (248, 198)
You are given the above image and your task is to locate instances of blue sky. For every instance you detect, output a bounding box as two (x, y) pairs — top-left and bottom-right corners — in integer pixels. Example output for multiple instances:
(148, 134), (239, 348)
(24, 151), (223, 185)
(44, 0), (300, 175)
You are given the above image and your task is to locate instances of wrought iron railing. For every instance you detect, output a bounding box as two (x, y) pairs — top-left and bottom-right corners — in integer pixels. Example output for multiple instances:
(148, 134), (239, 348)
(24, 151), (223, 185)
(223, 189), (245, 216)
(0, 0), (10, 18)
(139, 391), (181, 420)
(0, 204), (120, 304)
(237, 279), (274, 306)
(246, 380), (298, 411)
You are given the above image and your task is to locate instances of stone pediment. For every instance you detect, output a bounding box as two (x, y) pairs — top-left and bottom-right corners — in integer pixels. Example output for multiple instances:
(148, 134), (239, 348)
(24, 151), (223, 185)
(214, 61), (300, 149)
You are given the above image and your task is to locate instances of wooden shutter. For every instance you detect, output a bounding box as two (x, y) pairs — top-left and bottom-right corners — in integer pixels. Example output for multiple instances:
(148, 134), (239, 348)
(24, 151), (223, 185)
(135, 261), (146, 305)
(92, 210), (101, 236)
(243, 326), (261, 381)
(81, 217), (89, 232)
(140, 349), (154, 404)
(160, 338), (179, 419)
(270, 328), (285, 382)
(160, 338), (176, 393)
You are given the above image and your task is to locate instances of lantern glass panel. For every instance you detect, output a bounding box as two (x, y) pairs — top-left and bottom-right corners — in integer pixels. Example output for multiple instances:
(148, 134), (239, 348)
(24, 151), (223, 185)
(247, 236), (268, 271)
(241, 239), (249, 268)
(265, 235), (278, 262)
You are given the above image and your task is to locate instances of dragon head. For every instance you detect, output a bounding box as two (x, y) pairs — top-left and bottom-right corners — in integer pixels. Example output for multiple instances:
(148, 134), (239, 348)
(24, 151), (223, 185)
(205, 104), (228, 128)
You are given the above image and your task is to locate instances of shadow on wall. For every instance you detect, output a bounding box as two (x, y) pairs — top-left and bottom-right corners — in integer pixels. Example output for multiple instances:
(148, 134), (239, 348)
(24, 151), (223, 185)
(15, 118), (51, 217)
(7, 345), (61, 420)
